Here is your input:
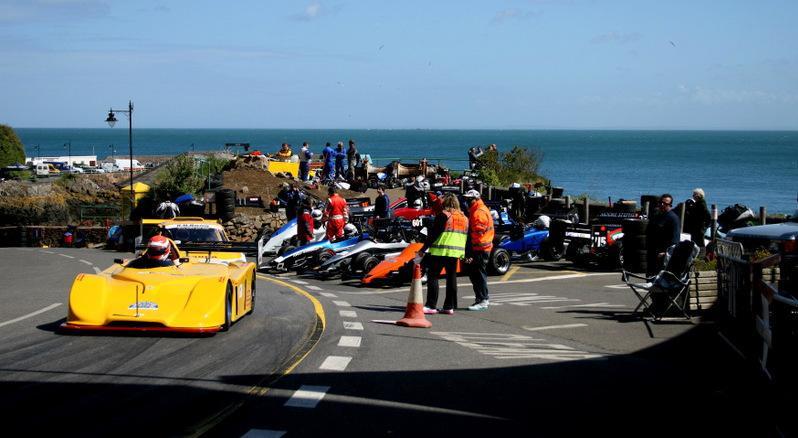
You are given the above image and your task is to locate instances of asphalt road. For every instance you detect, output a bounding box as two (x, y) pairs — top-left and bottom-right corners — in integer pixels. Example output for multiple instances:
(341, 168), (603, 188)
(0, 248), (781, 437)
(0, 247), (318, 436)
(217, 261), (779, 437)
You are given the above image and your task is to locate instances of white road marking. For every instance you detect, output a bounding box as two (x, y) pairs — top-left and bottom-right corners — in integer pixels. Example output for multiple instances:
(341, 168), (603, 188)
(0, 303), (62, 328)
(332, 300), (351, 307)
(319, 292), (338, 298)
(338, 336), (362, 347)
(92, 267), (102, 274)
(541, 302), (628, 310)
(79, 259), (93, 265)
(343, 321), (364, 330)
(342, 272), (613, 295)
(41, 250), (55, 254)
(284, 385), (331, 408)
(319, 355), (352, 371)
(307, 285), (323, 291)
(523, 324), (589, 332)
(431, 332), (603, 361)
(604, 284), (629, 289)
(466, 292), (580, 307)
(290, 280), (309, 285)
(241, 429), (285, 438)
(59, 254), (75, 259)
(339, 310), (358, 318)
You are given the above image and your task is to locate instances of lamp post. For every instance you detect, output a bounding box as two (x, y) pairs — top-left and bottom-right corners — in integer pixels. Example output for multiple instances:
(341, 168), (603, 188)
(64, 140), (71, 167)
(108, 144), (116, 158)
(104, 100), (134, 216)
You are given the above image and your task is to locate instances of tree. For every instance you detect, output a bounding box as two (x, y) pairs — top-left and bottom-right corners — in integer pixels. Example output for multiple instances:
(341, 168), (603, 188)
(477, 146), (545, 187)
(0, 124), (26, 168)
(153, 154), (204, 200)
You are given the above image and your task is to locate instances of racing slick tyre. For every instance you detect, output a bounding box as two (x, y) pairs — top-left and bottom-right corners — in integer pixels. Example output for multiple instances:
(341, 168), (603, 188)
(317, 249), (336, 266)
(277, 244), (295, 256)
(488, 248), (511, 276)
(362, 256), (381, 276)
(540, 238), (564, 261)
(248, 270), (256, 315)
(353, 252), (373, 272)
(221, 282), (233, 331)
(339, 259), (352, 280)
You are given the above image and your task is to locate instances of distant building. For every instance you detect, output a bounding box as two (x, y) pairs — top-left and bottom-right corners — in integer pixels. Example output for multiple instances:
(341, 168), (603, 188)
(26, 155), (97, 167)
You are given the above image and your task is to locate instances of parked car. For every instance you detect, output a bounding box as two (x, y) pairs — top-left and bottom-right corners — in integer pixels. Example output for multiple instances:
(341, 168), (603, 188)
(727, 211), (798, 255)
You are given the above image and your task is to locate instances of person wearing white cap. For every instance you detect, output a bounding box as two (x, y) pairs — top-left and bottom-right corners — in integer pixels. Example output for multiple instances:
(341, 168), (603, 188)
(462, 189), (494, 311)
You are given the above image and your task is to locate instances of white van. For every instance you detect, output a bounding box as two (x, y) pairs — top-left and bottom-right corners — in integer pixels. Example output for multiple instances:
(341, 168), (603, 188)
(34, 164), (50, 177)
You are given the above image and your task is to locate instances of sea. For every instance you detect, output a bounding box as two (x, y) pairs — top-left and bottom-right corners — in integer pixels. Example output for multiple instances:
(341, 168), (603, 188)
(16, 128), (798, 214)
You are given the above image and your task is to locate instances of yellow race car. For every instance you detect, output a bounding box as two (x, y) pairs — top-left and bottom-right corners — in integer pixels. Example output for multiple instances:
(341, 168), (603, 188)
(61, 239), (259, 334)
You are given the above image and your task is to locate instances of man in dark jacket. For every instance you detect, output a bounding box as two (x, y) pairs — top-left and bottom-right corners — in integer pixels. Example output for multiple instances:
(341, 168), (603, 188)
(374, 186), (390, 219)
(646, 193), (681, 275)
(684, 188), (711, 248)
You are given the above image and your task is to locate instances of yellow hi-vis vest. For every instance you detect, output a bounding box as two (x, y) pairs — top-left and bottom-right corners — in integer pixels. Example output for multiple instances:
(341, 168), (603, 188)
(428, 210), (468, 258)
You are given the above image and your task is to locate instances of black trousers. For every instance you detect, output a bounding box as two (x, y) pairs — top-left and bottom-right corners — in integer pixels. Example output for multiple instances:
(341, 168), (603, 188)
(424, 254), (459, 311)
(468, 251), (489, 303)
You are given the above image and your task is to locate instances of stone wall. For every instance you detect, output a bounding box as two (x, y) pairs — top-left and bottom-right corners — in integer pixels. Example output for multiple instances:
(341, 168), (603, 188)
(222, 211), (287, 242)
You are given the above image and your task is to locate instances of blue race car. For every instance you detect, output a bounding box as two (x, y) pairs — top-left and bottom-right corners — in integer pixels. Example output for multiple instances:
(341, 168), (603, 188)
(268, 230), (369, 273)
(487, 215), (560, 275)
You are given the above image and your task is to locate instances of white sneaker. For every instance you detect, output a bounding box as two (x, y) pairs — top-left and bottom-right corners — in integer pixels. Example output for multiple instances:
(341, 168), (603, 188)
(468, 300), (489, 311)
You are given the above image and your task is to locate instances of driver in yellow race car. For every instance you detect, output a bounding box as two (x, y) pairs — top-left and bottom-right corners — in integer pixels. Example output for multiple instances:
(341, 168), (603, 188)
(127, 235), (181, 269)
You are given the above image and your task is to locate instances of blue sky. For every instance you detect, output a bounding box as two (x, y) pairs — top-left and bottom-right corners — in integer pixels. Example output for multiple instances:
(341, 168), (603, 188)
(1, 0), (797, 129)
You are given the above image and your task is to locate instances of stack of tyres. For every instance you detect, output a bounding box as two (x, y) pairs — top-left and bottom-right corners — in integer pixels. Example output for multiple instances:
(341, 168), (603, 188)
(621, 219), (648, 273)
(216, 189), (237, 223)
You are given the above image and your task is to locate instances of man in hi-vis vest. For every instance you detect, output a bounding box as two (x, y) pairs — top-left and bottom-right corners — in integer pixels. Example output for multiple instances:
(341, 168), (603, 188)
(418, 193), (469, 315)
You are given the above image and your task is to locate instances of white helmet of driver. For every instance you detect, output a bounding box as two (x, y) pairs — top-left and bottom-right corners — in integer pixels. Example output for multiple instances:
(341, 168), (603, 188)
(311, 209), (323, 220)
(413, 198), (423, 209)
(344, 223), (358, 237)
(533, 215), (551, 229)
(490, 209), (500, 222)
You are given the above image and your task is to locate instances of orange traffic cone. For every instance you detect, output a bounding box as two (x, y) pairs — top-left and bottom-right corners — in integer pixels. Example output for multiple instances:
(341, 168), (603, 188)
(396, 263), (432, 328)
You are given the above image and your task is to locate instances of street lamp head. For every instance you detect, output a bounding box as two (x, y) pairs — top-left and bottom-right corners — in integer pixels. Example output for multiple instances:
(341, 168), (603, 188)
(105, 110), (118, 127)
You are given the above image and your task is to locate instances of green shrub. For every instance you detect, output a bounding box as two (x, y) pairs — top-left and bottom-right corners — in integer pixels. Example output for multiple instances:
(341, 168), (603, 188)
(476, 146), (545, 187)
(0, 124), (25, 168)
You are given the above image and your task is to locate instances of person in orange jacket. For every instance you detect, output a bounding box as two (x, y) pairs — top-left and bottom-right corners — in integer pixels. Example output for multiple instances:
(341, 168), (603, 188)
(463, 189), (494, 311)
(323, 186), (349, 241)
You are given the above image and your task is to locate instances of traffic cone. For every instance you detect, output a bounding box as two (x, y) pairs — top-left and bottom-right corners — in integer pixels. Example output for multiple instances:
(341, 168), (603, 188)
(396, 263), (432, 328)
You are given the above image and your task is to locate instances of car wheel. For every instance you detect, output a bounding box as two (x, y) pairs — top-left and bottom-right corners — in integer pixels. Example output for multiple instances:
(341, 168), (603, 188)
(317, 249), (336, 265)
(353, 252), (372, 271)
(221, 282), (233, 331)
(362, 256), (380, 275)
(540, 239), (563, 261)
(488, 248), (511, 275)
(248, 270), (256, 315)
(278, 244), (296, 256)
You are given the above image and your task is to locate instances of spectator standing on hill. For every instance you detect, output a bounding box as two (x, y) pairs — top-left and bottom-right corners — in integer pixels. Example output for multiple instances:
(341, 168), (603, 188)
(346, 139), (358, 180)
(286, 183), (303, 221)
(335, 142), (346, 180)
(684, 188), (711, 248)
(463, 190), (494, 311)
(419, 193), (469, 315)
(322, 142), (335, 181)
(276, 143), (292, 161)
(299, 142), (312, 181)
(156, 195), (180, 219)
(375, 186), (390, 219)
(646, 193), (681, 275)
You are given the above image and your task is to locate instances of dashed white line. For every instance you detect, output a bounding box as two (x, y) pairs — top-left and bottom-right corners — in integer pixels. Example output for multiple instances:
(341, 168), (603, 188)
(339, 310), (358, 318)
(241, 429), (286, 438)
(290, 280), (309, 285)
(79, 259), (93, 265)
(343, 321), (364, 330)
(92, 267), (102, 274)
(307, 285), (323, 291)
(319, 292), (338, 298)
(41, 250), (55, 254)
(332, 300), (351, 307)
(59, 254), (75, 259)
(338, 336), (362, 347)
(0, 303), (62, 328)
(284, 385), (331, 408)
(523, 323), (589, 332)
(319, 356), (352, 371)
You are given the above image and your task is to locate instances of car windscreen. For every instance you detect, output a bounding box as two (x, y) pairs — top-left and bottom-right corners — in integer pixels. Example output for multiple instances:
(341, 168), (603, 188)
(165, 227), (224, 242)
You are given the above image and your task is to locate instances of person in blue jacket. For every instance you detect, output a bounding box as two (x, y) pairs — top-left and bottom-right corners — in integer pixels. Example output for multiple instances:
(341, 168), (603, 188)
(322, 142), (335, 181)
(334, 141), (346, 180)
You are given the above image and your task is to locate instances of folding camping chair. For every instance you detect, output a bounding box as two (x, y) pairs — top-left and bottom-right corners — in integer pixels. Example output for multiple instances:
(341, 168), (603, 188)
(622, 240), (700, 320)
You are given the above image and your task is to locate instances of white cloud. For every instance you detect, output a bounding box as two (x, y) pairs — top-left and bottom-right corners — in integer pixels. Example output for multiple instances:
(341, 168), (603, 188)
(590, 32), (642, 45)
(291, 2), (339, 21)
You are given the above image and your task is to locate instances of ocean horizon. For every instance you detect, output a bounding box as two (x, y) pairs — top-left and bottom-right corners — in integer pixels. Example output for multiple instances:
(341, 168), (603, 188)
(15, 128), (798, 214)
